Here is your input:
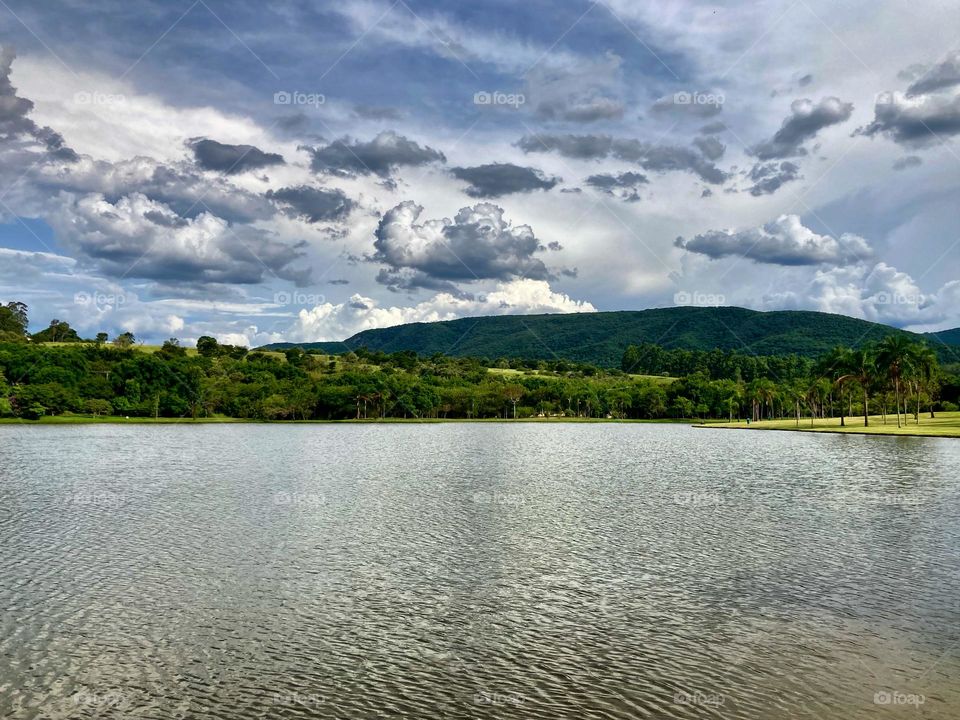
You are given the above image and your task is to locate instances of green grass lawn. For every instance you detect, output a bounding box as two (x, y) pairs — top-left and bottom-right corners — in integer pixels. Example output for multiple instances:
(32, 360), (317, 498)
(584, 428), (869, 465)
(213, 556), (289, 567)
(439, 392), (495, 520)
(704, 411), (960, 438)
(486, 367), (676, 384)
(627, 373), (676, 384)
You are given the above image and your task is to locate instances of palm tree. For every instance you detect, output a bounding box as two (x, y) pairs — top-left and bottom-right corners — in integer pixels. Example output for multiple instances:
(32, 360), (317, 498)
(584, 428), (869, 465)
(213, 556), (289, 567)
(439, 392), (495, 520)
(910, 344), (939, 422)
(842, 346), (877, 427)
(877, 335), (915, 428)
(817, 346), (854, 426)
(748, 379), (777, 421)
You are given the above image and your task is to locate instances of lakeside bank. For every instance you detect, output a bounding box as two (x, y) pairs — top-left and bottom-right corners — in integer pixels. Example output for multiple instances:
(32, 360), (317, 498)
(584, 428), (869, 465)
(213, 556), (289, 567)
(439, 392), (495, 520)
(700, 411), (960, 438)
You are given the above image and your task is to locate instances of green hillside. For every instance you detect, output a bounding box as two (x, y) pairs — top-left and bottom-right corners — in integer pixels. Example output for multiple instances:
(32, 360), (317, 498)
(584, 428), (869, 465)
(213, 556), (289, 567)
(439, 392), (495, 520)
(260, 306), (955, 367)
(927, 327), (960, 352)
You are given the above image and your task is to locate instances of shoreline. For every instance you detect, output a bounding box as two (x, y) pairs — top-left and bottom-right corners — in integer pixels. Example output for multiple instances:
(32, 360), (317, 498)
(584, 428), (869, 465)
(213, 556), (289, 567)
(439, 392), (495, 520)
(0, 416), (714, 426)
(697, 412), (960, 438)
(5, 415), (956, 436)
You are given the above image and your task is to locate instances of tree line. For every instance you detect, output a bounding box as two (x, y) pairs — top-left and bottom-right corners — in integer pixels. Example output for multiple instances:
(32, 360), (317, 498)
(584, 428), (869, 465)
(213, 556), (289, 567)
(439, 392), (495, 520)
(0, 301), (957, 422)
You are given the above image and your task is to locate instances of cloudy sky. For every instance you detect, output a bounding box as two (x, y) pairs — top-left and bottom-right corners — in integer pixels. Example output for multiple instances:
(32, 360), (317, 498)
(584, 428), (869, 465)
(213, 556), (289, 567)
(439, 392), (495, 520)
(1, 0), (959, 346)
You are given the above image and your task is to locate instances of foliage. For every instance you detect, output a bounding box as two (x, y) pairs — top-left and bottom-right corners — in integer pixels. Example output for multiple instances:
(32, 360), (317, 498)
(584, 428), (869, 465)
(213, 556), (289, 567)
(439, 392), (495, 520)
(259, 307), (958, 367)
(0, 333), (952, 424)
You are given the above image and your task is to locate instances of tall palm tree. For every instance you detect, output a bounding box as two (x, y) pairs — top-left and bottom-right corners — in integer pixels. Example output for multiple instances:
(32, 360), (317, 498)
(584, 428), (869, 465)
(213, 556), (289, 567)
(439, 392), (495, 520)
(910, 344), (939, 422)
(817, 346), (853, 426)
(877, 335), (915, 428)
(840, 345), (877, 427)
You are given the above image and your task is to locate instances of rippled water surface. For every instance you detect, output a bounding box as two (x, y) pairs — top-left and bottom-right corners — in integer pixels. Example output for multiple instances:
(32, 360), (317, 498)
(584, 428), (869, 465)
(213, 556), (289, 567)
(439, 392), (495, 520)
(1, 423), (959, 718)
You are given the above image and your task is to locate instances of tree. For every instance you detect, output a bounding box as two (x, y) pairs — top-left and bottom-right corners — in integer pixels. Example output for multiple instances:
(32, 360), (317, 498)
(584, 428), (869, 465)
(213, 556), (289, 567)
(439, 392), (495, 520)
(159, 338), (186, 357)
(842, 346), (877, 427)
(910, 344), (939, 422)
(503, 384), (524, 418)
(0, 301), (28, 338)
(95, 332), (109, 346)
(32, 319), (80, 343)
(817, 346), (857, 427)
(114, 332), (136, 348)
(877, 335), (915, 428)
(196, 336), (219, 357)
(84, 398), (113, 416)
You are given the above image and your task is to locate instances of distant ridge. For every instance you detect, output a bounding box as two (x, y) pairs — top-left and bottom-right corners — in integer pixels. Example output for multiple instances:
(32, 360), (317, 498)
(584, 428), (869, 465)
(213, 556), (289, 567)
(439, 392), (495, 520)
(259, 306), (960, 367)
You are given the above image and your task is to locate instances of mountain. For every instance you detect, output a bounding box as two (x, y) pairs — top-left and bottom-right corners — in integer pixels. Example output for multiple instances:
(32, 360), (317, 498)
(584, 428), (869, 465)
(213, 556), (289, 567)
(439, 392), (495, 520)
(260, 306), (960, 367)
(926, 327), (960, 351)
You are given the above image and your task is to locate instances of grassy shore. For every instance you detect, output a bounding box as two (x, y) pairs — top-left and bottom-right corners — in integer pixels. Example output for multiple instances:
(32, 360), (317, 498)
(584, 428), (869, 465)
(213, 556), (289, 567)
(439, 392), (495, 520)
(702, 411), (960, 438)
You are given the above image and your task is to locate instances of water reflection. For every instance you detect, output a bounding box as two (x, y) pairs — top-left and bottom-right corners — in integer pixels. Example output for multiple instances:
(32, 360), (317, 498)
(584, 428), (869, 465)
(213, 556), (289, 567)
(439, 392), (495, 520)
(0, 423), (958, 718)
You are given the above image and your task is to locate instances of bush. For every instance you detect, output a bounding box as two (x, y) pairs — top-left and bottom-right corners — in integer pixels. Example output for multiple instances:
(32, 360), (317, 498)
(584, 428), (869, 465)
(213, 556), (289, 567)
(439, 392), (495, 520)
(21, 403), (46, 420)
(940, 401), (958, 412)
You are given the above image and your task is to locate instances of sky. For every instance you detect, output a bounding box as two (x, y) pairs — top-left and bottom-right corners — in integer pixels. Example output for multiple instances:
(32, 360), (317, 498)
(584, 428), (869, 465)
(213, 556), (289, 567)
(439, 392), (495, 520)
(0, 0), (959, 346)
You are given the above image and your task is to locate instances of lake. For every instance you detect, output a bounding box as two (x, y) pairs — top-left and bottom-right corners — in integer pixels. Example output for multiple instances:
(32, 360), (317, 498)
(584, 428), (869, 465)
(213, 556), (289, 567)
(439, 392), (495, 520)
(1, 423), (958, 718)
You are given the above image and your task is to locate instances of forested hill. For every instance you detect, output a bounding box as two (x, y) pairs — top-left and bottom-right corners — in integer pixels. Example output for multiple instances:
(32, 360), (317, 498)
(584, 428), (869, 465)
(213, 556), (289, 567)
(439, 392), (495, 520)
(260, 306), (959, 367)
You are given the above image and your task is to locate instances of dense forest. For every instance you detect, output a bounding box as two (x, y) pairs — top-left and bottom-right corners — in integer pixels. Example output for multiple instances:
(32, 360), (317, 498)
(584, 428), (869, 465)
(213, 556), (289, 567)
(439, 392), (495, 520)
(261, 306), (960, 366)
(1, 301), (958, 423)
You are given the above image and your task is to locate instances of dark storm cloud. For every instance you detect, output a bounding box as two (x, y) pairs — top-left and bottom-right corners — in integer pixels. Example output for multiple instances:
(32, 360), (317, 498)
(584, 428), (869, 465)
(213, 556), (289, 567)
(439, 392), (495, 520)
(276, 113), (311, 135)
(51, 194), (311, 286)
(450, 163), (559, 198)
(0, 46), (77, 162)
(304, 131), (445, 177)
(265, 186), (354, 222)
(906, 50), (960, 96)
(892, 155), (923, 170)
(373, 201), (551, 284)
(750, 97), (854, 159)
(860, 91), (960, 145)
(675, 215), (872, 266)
(375, 267), (474, 299)
(516, 133), (614, 159)
(187, 138), (285, 174)
(584, 171), (648, 201)
(693, 135), (725, 160)
(536, 96), (624, 123)
(38, 157), (275, 224)
(700, 121), (727, 134)
(747, 161), (801, 196)
(517, 134), (729, 184)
